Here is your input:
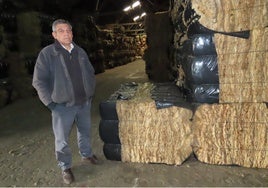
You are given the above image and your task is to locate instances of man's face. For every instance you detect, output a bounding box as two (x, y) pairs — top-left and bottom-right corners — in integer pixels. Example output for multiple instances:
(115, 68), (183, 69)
(52, 23), (73, 46)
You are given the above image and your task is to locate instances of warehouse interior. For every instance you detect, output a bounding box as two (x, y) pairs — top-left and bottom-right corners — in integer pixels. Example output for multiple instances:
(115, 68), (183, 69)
(0, 0), (268, 187)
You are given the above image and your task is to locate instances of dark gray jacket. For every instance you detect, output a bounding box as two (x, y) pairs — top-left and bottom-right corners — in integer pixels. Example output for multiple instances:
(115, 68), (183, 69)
(32, 42), (96, 107)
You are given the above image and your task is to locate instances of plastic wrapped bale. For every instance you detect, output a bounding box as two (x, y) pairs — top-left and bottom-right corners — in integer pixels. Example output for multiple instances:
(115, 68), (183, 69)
(182, 34), (217, 56)
(192, 103), (268, 168)
(116, 83), (193, 165)
(186, 84), (219, 104)
(182, 55), (219, 85)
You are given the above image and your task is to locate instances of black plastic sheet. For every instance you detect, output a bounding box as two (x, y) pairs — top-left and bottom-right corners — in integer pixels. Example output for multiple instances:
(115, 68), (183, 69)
(151, 82), (192, 109)
(107, 82), (139, 101)
(186, 84), (219, 104)
(183, 55), (219, 85)
(182, 34), (217, 56)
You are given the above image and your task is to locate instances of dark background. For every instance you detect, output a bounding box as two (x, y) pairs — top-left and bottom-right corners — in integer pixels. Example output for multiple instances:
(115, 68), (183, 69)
(0, 0), (169, 25)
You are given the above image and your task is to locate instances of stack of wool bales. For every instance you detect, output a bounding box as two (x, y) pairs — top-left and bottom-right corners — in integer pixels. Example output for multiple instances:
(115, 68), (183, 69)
(135, 35), (147, 57)
(12, 11), (41, 98)
(143, 12), (175, 82)
(112, 34), (136, 66)
(190, 0), (268, 168)
(116, 83), (193, 165)
(193, 103), (268, 168)
(98, 26), (140, 69)
(73, 15), (105, 74)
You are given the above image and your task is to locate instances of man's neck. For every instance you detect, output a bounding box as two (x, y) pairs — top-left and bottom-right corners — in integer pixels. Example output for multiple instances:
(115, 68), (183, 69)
(61, 43), (74, 53)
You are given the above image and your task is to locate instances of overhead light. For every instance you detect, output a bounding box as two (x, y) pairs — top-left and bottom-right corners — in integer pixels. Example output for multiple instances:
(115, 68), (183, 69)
(133, 16), (140, 21)
(140, 12), (146, 18)
(123, 1), (141, 12)
(123, 6), (131, 12)
(132, 1), (141, 9)
(133, 12), (147, 21)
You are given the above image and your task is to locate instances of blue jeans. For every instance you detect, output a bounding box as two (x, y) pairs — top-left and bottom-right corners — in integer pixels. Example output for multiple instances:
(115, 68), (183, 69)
(51, 100), (93, 170)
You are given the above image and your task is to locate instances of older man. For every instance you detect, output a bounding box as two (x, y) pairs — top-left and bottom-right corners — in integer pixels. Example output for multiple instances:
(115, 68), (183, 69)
(32, 19), (98, 184)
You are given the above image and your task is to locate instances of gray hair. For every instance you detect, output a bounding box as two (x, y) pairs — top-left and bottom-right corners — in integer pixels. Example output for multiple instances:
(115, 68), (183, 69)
(52, 19), (72, 32)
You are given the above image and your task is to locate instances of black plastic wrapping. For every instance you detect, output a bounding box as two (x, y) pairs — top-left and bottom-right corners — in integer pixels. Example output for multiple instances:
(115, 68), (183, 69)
(107, 82), (139, 101)
(182, 34), (217, 56)
(103, 144), (121, 161)
(186, 84), (219, 104)
(182, 55), (219, 85)
(178, 33), (220, 104)
(99, 101), (118, 120)
(99, 120), (120, 144)
(151, 82), (192, 110)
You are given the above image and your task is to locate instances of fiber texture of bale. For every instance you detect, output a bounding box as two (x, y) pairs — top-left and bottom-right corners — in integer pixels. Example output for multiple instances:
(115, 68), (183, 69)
(116, 83), (193, 165)
(214, 29), (268, 54)
(191, 0), (267, 32)
(193, 103), (268, 168)
(214, 29), (268, 103)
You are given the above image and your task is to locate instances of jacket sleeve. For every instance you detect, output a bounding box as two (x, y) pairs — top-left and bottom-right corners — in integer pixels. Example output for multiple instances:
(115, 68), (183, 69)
(32, 50), (53, 106)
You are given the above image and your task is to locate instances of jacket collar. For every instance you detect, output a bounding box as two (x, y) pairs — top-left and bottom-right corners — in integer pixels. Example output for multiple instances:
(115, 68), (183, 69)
(54, 40), (76, 51)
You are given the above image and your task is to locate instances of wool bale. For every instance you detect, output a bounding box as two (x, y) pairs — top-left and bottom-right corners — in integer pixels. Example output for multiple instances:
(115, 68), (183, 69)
(218, 52), (267, 84)
(214, 29), (268, 54)
(191, 0), (267, 31)
(116, 83), (193, 165)
(193, 103), (268, 168)
(214, 29), (268, 103)
(219, 83), (268, 103)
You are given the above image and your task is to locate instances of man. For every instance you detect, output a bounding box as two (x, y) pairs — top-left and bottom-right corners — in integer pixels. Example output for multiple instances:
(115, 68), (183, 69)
(32, 19), (98, 185)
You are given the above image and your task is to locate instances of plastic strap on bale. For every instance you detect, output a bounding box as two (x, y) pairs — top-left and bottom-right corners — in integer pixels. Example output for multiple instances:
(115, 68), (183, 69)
(188, 22), (250, 39)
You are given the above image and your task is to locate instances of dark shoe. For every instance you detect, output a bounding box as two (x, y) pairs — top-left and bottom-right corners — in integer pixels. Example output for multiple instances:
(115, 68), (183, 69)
(62, 168), (74, 185)
(82, 154), (99, 164)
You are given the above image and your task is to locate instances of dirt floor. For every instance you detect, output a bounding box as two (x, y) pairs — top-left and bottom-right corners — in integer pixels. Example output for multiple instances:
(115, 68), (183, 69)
(0, 59), (268, 187)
